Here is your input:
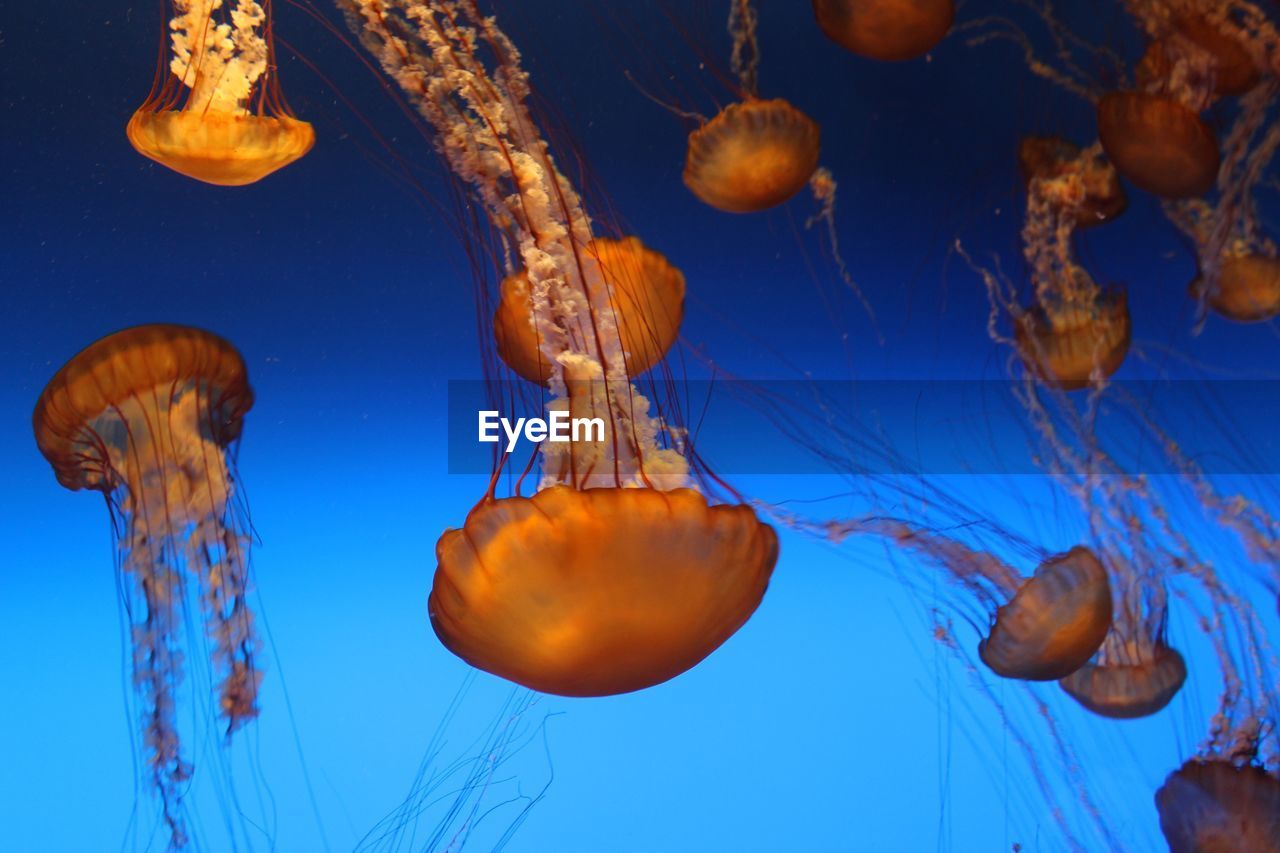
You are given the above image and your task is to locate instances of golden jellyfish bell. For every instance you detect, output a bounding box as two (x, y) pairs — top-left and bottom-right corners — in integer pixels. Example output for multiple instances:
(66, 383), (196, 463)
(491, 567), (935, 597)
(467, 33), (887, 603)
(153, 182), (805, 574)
(1015, 288), (1131, 391)
(684, 99), (820, 214)
(1017, 137), (1127, 229)
(1195, 254), (1280, 323)
(1059, 644), (1187, 719)
(493, 237), (686, 384)
(979, 546), (1112, 681)
(811, 0), (953, 62)
(33, 324), (253, 490)
(1156, 761), (1280, 853)
(429, 486), (778, 697)
(1096, 92), (1219, 199)
(128, 112), (315, 187)
(129, 0), (314, 186)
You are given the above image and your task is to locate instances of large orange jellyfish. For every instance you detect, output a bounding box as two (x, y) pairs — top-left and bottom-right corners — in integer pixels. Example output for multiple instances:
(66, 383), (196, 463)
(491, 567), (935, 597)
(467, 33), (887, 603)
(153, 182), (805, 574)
(33, 324), (258, 847)
(682, 1), (821, 214)
(345, 0), (778, 697)
(128, 0), (314, 185)
(811, 0), (954, 62)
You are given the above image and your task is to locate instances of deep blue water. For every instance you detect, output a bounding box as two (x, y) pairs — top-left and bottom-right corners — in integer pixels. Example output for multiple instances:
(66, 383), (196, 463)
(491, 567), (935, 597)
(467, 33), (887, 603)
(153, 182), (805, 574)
(3, 1), (1278, 850)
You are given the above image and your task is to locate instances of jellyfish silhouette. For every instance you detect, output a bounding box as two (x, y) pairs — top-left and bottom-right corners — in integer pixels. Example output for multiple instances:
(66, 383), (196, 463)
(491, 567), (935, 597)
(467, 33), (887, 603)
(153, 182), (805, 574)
(1018, 136), (1127, 229)
(33, 324), (258, 846)
(128, 0), (314, 185)
(811, 0), (953, 62)
(345, 0), (778, 697)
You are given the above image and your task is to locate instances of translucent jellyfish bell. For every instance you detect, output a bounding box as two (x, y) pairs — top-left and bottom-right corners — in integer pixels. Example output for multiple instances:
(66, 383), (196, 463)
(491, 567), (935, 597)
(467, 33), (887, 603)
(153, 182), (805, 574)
(979, 546), (1113, 681)
(684, 99), (821, 213)
(128, 0), (314, 185)
(431, 486), (778, 697)
(1014, 286), (1131, 391)
(810, 0), (953, 62)
(493, 237), (686, 384)
(1156, 760), (1280, 852)
(1096, 92), (1219, 199)
(1195, 254), (1280, 323)
(1138, 17), (1261, 99)
(1059, 643), (1187, 719)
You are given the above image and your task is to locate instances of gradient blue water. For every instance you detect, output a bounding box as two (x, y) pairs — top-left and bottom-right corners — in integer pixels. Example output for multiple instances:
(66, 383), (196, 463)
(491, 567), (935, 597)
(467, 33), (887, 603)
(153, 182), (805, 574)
(3, 1), (1277, 850)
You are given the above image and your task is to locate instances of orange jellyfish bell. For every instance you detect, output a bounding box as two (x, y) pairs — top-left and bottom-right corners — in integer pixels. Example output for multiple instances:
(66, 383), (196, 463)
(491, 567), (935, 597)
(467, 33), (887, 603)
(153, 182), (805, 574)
(1015, 287), (1131, 391)
(684, 99), (821, 213)
(1096, 92), (1219, 199)
(1059, 643), (1187, 719)
(979, 546), (1112, 681)
(1138, 19), (1261, 99)
(1156, 760), (1280, 852)
(430, 486), (778, 697)
(493, 237), (686, 384)
(1018, 136), (1127, 229)
(811, 0), (953, 62)
(128, 0), (314, 185)
(1195, 254), (1280, 323)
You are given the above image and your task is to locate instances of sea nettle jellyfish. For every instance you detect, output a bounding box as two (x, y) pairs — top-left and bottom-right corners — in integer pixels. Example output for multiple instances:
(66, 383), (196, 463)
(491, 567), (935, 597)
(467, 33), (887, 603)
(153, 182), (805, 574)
(1010, 142), (1131, 389)
(343, 0), (778, 697)
(683, 1), (821, 213)
(811, 0), (954, 62)
(1098, 0), (1274, 198)
(1165, 82), (1280, 324)
(33, 324), (258, 847)
(128, 0), (314, 185)
(1156, 760), (1280, 852)
(1017, 136), (1127, 229)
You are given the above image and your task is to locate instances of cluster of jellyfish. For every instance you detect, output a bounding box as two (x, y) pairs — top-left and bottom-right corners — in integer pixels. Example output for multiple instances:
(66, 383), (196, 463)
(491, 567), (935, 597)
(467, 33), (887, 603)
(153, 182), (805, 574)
(34, 0), (1280, 848)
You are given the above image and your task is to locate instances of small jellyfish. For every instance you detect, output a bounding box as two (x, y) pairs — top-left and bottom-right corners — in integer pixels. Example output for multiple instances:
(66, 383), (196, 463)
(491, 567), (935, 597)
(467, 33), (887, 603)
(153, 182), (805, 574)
(33, 324), (258, 846)
(493, 237), (686, 384)
(684, 98), (821, 213)
(979, 546), (1113, 681)
(1096, 91), (1219, 199)
(128, 0), (314, 185)
(1014, 284), (1131, 390)
(1060, 642), (1187, 719)
(1017, 136), (1127, 229)
(810, 0), (953, 62)
(1155, 760), (1280, 852)
(1194, 253), (1280, 323)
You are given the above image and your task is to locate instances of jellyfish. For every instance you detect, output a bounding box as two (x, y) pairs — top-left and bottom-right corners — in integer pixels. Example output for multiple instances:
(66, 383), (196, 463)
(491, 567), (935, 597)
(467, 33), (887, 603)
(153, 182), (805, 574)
(1096, 1), (1276, 198)
(1018, 136), (1127, 229)
(344, 0), (779, 697)
(32, 324), (258, 847)
(493, 236), (686, 385)
(128, 0), (314, 185)
(1008, 143), (1131, 389)
(680, 2), (821, 214)
(1165, 83), (1280, 324)
(1060, 564), (1187, 719)
(810, 0), (954, 62)
(1157, 761), (1280, 851)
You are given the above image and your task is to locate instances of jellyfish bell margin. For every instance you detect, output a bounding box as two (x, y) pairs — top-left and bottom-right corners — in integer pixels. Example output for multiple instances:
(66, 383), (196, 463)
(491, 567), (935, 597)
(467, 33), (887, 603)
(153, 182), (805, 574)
(127, 0), (315, 186)
(1156, 760), (1280, 853)
(1192, 254), (1280, 323)
(429, 486), (779, 697)
(1096, 91), (1219, 200)
(1059, 643), (1188, 719)
(1013, 288), (1132, 391)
